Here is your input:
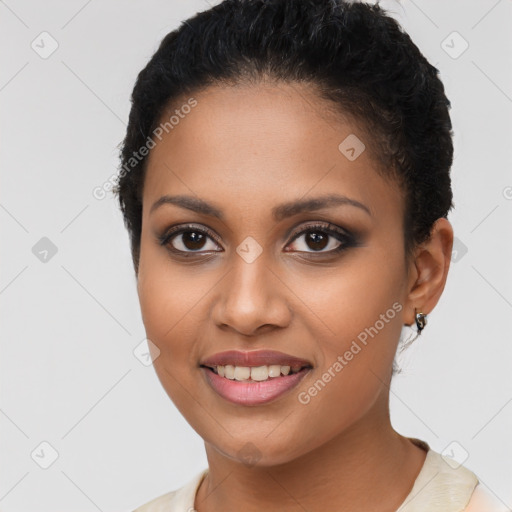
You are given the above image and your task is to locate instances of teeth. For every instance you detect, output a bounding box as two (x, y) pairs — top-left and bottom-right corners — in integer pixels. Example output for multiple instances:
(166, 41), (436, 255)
(224, 365), (235, 379)
(268, 365), (281, 377)
(251, 366), (268, 381)
(234, 366), (251, 381)
(213, 364), (304, 381)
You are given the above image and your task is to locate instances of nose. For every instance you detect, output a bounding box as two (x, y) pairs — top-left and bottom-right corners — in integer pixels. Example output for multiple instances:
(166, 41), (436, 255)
(211, 254), (292, 337)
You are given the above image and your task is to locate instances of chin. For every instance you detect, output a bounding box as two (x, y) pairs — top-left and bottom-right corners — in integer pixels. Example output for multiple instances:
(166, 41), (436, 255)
(202, 425), (314, 468)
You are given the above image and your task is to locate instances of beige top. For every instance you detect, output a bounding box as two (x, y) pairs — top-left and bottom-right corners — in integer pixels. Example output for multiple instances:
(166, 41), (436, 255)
(133, 439), (508, 512)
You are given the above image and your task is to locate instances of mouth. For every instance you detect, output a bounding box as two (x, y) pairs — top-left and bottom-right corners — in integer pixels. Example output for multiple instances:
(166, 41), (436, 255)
(201, 363), (310, 381)
(199, 350), (313, 406)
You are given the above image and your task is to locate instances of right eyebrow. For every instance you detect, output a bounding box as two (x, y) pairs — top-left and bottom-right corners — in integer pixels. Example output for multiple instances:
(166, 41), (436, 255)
(150, 195), (224, 219)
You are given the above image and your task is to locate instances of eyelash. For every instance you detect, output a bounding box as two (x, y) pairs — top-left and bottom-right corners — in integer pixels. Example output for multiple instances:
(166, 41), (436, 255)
(157, 222), (356, 258)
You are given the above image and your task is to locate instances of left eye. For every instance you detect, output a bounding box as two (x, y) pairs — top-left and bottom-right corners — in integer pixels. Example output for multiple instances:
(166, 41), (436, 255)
(286, 227), (347, 253)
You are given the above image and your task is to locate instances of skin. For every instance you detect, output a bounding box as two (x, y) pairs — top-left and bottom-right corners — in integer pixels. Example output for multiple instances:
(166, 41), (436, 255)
(136, 82), (454, 512)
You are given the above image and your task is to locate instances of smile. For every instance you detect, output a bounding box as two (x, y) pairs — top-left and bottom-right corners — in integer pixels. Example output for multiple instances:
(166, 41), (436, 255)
(200, 349), (313, 405)
(206, 364), (305, 381)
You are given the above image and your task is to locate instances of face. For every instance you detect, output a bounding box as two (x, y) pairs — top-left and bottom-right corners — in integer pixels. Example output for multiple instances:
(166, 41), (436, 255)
(137, 82), (412, 466)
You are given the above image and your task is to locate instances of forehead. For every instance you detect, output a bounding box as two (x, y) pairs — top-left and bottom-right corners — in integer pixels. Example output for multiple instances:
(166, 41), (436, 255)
(143, 83), (404, 224)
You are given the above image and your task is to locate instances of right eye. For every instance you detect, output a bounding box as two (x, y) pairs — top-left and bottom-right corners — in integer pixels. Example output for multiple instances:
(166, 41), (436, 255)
(158, 224), (223, 255)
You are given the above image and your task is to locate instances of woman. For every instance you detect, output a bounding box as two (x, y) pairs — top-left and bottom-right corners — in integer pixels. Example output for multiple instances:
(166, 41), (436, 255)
(113, 0), (506, 510)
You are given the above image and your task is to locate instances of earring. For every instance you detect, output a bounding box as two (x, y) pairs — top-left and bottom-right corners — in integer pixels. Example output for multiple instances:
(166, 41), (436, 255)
(398, 307), (427, 354)
(414, 308), (427, 334)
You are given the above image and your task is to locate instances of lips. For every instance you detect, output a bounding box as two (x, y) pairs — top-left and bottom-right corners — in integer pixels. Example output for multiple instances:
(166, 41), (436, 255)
(200, 349), (313, 368)
(199, 350), (313, 406)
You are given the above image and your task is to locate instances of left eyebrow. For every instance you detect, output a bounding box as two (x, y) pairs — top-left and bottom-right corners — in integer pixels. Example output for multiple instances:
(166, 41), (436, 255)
(149, 193), (372, 220)
(271, 194), (372, 221)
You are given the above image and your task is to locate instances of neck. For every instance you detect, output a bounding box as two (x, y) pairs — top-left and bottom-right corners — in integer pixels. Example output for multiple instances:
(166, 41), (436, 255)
(195, 397), (427, 512)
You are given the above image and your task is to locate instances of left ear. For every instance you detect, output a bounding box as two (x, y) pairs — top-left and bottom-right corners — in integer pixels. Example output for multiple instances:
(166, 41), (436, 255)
(403, 217), (454, 326)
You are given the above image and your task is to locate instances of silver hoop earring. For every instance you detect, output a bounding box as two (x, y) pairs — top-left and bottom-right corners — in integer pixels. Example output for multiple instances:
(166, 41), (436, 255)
(415, 308), (427, 334)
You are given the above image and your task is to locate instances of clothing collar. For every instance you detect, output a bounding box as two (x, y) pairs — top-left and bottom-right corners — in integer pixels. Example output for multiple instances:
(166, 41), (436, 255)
(163, 438), (479, 512)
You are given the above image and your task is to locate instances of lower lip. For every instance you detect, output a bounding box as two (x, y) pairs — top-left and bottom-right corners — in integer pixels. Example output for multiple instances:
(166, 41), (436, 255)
(201, 367), (311, 406)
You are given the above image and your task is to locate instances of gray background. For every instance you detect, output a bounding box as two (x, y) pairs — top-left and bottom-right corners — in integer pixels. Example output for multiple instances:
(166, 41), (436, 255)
(1, 0), (511, 510)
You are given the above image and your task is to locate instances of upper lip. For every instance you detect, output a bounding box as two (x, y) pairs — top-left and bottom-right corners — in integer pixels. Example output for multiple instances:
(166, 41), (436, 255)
(200, 350), (313, 368)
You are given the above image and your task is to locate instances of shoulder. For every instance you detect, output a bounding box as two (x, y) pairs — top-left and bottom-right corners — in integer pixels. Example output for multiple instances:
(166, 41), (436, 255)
(399, 439), (507, 512)
(132, 489), (179, 512)
(132, 469), (208, 512)
(464, 484), (510, 512)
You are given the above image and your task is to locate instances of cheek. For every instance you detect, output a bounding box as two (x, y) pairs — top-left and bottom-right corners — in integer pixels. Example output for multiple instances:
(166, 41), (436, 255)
(137, 256), (199, 367)
(137, 240), (201, 339)
(290, 246), (405, 347)
(289, 250), (404, 420)
(291, 311), (403, 456)
(137, 270), (205, 416)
